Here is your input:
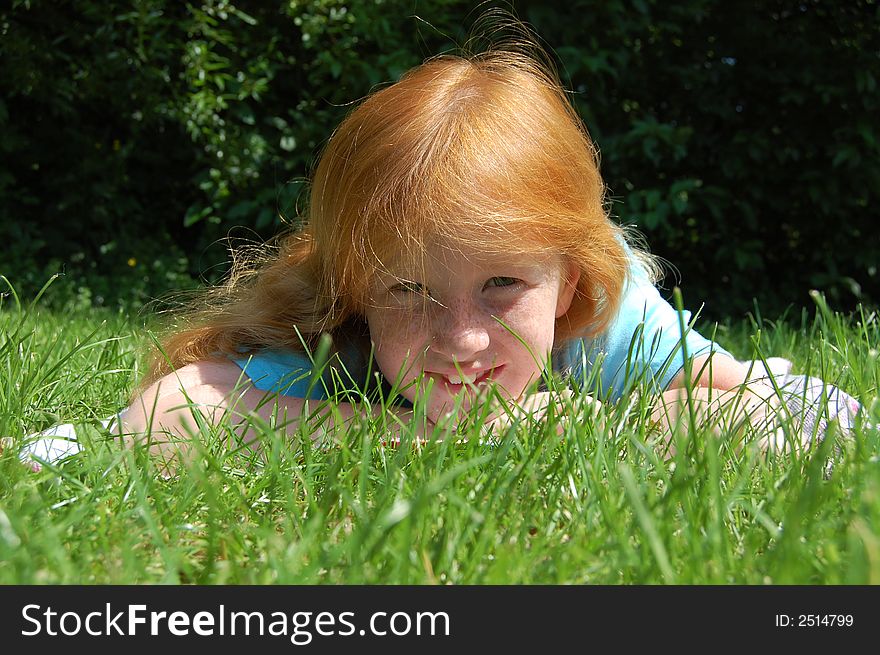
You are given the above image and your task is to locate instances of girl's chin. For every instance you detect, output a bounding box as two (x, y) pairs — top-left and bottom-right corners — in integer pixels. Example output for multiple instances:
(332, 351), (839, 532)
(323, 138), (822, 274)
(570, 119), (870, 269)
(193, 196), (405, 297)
(421, 388), (515, 427)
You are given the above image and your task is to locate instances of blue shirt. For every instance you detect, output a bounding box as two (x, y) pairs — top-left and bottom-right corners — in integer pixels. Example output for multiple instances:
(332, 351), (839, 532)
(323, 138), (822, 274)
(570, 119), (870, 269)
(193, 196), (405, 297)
(232, 261), (730, 402)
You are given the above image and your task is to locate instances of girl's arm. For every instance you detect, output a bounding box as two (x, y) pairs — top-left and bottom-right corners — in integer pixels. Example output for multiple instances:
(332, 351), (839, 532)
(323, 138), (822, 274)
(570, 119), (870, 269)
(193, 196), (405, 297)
(604, 256), (783, 451)
(655, 353), (782, 455)
(666, 353), (761, 392)
(119, 360), (432, 463)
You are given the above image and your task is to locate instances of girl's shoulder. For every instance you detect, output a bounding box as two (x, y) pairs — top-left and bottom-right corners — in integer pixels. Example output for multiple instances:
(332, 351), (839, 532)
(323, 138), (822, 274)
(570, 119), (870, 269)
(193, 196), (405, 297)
(231, 339), (370, 399)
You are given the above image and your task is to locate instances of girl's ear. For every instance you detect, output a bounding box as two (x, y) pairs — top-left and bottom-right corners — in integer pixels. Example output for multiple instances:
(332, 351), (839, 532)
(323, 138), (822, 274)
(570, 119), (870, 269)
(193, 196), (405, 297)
(555, 260), (581, 318)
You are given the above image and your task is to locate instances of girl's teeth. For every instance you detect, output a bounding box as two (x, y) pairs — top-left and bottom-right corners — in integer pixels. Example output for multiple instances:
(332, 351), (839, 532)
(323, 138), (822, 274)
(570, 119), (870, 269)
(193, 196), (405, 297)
(447, 373), (476, 385)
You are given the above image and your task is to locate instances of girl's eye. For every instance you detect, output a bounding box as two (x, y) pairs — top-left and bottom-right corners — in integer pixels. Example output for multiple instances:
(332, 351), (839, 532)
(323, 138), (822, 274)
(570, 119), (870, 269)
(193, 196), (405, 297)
(391, 281), (431, 297)
(485, 276), (519, 289)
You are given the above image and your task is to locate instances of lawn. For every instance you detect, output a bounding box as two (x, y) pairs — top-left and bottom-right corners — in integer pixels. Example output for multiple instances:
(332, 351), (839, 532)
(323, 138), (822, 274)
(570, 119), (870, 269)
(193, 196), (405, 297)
(1, 281), (878, 584)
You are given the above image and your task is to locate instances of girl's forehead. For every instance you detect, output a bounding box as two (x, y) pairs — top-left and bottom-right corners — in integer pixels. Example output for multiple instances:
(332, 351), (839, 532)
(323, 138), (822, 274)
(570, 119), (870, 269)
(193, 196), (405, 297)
(371, 241), (563, 280)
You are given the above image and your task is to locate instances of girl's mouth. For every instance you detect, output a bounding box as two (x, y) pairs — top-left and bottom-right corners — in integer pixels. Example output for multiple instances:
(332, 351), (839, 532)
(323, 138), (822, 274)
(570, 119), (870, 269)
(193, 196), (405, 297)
(431, 365), (504, 392)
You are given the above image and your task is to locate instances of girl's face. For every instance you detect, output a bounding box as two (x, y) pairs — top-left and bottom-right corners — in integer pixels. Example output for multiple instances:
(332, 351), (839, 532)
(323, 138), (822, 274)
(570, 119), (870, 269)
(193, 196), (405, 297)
(364, 241), (579, 425)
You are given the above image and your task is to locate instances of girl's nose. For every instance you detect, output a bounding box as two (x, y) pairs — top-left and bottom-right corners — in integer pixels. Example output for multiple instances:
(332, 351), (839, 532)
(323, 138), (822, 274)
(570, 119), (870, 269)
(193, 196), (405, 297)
(430, 303), (491, 360)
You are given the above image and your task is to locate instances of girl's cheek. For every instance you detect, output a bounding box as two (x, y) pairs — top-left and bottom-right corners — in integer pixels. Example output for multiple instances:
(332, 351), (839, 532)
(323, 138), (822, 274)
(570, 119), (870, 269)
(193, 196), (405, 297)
(375, 314), (417, 340)
(373, 325), (430, 375)
(397, 318), (434, 351)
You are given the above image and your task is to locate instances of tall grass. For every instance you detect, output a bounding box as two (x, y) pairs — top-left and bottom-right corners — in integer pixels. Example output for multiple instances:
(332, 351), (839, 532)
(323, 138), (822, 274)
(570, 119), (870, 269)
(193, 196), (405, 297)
(1, 279), (878, 584)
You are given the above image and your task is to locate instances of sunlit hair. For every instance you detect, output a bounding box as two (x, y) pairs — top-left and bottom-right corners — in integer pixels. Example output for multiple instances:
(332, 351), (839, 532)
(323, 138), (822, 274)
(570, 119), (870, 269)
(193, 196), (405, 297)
(138, 44), (648, 392)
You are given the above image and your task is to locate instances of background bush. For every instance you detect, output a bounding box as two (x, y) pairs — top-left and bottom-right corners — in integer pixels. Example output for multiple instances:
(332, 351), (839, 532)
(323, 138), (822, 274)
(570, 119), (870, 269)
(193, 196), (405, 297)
(1, 0), (878, 318)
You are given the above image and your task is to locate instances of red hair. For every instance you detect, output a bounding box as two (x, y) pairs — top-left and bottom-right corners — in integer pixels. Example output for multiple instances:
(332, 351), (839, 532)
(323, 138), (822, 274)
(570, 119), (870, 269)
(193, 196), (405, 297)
(138, 49), (633, 391)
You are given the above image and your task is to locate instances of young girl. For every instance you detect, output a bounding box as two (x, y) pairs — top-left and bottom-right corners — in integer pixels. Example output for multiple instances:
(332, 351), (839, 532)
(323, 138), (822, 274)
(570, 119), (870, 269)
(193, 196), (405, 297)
(114, 48), (795, 456)
(18, 46), (860, 466)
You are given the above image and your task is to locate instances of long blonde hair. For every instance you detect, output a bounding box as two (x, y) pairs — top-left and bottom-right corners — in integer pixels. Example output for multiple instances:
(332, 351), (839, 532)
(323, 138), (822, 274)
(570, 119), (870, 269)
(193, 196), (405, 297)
(138, 44), (639, 393)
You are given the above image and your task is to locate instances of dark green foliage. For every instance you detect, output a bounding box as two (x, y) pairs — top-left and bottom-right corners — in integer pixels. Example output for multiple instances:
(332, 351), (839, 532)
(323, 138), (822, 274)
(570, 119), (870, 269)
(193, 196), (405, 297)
(528, 0), (880, 318)
(1, 0), (878, 317)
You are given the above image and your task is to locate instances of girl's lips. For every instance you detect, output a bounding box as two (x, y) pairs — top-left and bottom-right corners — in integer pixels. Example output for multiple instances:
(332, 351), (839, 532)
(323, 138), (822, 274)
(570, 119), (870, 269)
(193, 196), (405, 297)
(429, 365), (504, 391)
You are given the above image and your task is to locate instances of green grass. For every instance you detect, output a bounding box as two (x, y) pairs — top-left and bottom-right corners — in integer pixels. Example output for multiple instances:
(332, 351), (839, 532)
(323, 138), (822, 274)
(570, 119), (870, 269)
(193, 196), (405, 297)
(1, 280), (879, 584)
